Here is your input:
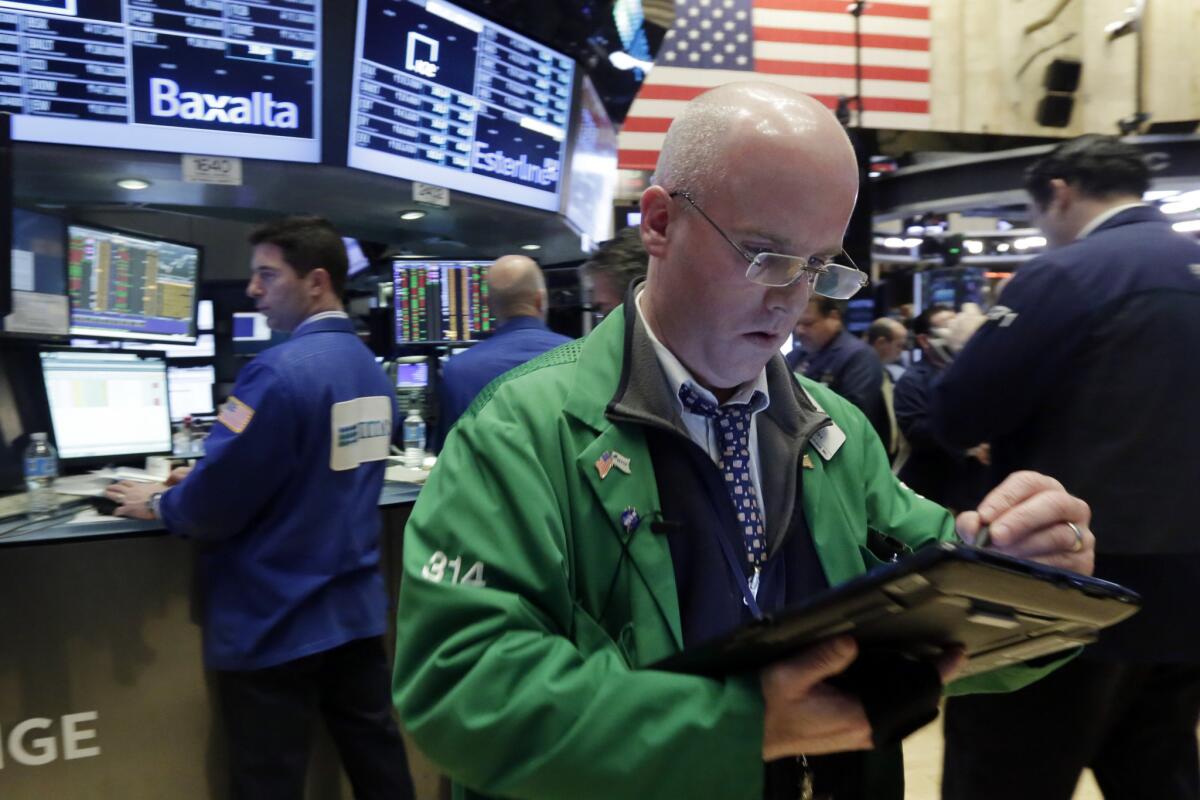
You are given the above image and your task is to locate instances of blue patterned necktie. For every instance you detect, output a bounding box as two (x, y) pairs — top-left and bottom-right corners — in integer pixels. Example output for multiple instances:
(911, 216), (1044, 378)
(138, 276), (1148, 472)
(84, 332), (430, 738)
(678, 383), (768, 570)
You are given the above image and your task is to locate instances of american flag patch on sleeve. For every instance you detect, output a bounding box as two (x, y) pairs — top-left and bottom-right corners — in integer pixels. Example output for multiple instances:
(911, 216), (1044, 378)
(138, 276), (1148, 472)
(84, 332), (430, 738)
(218, 396), (256, 434)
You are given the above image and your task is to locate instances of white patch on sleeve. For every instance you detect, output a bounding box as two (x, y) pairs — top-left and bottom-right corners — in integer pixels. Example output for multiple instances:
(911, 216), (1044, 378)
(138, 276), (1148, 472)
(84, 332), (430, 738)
(330, 396), (393, 471)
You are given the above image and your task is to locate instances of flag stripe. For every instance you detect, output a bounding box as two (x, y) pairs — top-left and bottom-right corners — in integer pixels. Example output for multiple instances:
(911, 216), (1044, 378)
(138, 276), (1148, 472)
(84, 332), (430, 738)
(755, 41), (930, 66)
(754, 59), (927, 81)
(753, 0), (929, 19)
(754, 26), (929, 52)
(628, 69), (931, 98)
(753, 9), (930, 37)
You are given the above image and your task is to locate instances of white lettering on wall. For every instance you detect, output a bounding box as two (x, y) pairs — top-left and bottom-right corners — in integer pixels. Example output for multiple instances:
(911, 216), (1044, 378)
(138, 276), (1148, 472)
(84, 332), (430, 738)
(0, 712), (100, 769)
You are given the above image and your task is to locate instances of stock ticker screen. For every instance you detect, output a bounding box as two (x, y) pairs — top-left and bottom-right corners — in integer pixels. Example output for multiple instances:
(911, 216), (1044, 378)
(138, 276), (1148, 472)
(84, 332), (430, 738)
(67, 224), (201, 344)
(1, 0), (321, 161)
(349, 0), (574, 211)
(393, 260), (492, 344)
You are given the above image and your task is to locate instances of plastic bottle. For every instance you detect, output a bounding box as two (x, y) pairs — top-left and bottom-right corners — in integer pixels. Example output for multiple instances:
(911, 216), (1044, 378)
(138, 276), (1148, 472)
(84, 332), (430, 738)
(23, 432), (58, 519)
(402, 409), (426, 469)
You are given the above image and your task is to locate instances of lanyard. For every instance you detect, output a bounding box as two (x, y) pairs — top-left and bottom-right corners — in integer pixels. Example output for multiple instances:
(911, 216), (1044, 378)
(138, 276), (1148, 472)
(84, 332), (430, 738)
(710, 519), (765, 620)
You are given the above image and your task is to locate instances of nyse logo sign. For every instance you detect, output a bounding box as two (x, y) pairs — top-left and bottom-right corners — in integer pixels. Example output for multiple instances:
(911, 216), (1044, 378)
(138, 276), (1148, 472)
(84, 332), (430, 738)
(405, 32), (440, 79)
(149, 77), (299, 129)
(0, 712), (100, 768)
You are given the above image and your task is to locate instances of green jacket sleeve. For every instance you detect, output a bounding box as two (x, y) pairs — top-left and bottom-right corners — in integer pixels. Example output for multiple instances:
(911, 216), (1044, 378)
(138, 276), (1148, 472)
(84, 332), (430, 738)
(393, 383), (766, 800)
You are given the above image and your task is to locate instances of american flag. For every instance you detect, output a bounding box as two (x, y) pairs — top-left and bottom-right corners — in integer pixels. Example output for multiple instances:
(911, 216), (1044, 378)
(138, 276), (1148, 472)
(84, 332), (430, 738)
(618, 0), (931, 170)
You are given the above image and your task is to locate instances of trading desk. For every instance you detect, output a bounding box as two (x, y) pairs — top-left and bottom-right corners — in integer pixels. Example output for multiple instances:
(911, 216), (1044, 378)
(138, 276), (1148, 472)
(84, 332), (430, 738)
(0, 481), (430, 799)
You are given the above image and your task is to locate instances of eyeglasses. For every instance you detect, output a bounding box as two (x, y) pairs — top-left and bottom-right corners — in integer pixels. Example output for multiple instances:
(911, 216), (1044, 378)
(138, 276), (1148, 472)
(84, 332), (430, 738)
(669, 190), (869, 299)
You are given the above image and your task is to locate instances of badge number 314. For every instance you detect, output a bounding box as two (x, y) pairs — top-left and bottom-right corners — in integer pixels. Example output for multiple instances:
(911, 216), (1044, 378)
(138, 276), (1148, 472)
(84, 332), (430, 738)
(421, 551), (487, 587)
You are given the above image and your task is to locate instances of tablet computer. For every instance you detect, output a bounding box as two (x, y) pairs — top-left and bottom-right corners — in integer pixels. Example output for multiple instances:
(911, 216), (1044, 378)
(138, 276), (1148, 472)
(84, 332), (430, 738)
(652, 541), (1141, 678)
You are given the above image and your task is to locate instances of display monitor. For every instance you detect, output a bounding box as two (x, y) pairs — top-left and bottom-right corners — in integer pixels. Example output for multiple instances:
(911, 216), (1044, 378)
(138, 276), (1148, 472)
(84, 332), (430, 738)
(348, 0), (575, 211)
(563, 75), (617, 245)
(3, 208), (67, 338)
(167, 364), (216, 421)
(393, 260), (492, 343)
(197, 299), (214, 331)
(231, 310), (286, 354)
(40, 349), (172, 461)
(4, 1), (322, 162)
(395, 358), (429, 388)
(67, 224), (201, 344)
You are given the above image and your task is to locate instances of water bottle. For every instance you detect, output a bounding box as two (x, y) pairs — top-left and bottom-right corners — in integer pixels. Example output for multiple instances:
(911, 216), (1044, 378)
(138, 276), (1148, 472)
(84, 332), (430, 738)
(402, 409), (426, 469)
(23, 432), (59, 519)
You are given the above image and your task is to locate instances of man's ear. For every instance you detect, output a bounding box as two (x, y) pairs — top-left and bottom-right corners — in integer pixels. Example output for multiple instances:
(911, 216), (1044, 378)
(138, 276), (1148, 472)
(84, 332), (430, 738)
(1048, 178), (1073, 212)
(639, 185), (672, 259)
(308, 267), (331, 297)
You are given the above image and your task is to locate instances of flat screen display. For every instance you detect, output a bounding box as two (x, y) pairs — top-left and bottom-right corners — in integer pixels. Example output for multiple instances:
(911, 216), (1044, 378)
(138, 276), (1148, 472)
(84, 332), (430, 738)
(563, 75), (616, 245)
(67, 224), (201, 344)
(393, 259), (491, 344)
(348, 0), (574, 211)
(231, 310), (286, 354)
(3, 208), (67, 337)
(40, 349), (172, 460)
(167, 364), (215, 420)
(395, 359), (428, 387)
(3, 0), (321, 162)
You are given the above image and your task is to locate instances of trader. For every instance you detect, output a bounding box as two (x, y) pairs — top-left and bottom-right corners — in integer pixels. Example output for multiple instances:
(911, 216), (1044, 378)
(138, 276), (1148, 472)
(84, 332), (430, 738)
(934, 134), (1200, 800)
(434, 254), (570, 449)
(109, 216), (414, 800)
(393, 84), (1094, 800)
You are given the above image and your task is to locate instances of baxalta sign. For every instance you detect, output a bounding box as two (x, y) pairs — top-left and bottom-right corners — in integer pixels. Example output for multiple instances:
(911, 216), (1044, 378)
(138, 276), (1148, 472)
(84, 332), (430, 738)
(148, 78), (299, 129)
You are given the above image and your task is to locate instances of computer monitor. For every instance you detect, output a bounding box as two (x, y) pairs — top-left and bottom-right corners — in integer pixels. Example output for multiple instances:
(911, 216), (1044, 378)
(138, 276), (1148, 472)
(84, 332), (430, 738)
(7, 2), (322, 163)
(197, 299), (214, 332)
(167, 365), (216, 422)
(40, 350), (173, 462)
(393, 260), (493, 344)
(347, 0), (575, 212)
(2, 208), (68, 338)
(232, 311), (287, 355)
(396, 359), (430, 389)
(67, 224), (202, 344)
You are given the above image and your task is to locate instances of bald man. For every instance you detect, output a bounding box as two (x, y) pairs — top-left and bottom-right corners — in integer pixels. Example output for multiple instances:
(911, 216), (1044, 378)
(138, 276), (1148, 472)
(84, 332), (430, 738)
(394, 84), (1095, 800)
(433, 254), (571, 449)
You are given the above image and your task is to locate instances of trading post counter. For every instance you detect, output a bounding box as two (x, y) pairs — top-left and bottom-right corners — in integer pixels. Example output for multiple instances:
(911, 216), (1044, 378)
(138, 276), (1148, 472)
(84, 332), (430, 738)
(0, 481), (433, 799)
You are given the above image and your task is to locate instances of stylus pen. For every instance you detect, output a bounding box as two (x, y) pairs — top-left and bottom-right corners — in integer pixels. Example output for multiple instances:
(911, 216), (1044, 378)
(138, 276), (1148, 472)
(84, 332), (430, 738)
(974, 524), (992, 548)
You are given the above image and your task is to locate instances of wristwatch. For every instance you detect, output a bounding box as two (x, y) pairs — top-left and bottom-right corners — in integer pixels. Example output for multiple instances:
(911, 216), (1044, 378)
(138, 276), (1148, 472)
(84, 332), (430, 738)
(148, 491), (165, 520)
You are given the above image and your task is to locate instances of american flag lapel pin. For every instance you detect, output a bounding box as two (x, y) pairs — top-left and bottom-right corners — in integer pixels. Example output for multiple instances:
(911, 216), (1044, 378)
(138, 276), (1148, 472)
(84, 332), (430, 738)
(595, 451), (614, 480)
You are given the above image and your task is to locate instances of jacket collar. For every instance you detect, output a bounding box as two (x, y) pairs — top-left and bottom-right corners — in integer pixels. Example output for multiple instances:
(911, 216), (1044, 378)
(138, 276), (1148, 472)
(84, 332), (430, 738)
(1084, 204), (1167, 238)
(290, 315), (355, 338)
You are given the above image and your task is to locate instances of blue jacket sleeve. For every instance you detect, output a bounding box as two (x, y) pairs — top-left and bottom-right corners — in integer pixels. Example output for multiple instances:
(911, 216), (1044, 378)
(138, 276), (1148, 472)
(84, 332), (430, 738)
(834, 347), (884, 414)
(931, 260), (1093, 449)
(159, 360), (296, 541)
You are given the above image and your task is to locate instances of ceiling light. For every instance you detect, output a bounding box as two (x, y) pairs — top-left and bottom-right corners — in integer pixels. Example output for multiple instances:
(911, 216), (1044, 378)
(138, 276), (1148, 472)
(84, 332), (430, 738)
(964, 239), (984, 254)
(883, 237), (905, 248)
(1173, 219), (1200, 233)
(1144, 189), (1179, 201)
(1014, 236), (1047, 250)
(399, 210), (426, 221)
(996, 243), (1011, 253)
(116, 178), (150, 190)
(521, 243), (541, 251)
(902, 237), (923, 248)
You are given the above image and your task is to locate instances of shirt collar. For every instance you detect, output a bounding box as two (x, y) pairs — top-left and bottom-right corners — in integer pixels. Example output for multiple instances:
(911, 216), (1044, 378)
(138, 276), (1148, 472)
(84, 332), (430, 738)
(1077, 203), (1148, 240)
(295, 310), (349, 332)
(634, 288), (770, 412)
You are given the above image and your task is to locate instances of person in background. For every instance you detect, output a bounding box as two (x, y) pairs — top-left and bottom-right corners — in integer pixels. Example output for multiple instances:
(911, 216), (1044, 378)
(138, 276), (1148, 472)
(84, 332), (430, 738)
(788, 297), (889, 447)
(892, 305), (989, 513)
(933, 134), (1200, 800)
(392, 83), (1094, 800)
(434, 254), (571, 450)
(106, 216), (415, 799)
(580, 225), (649, 318)
(867, 316), (909, 460)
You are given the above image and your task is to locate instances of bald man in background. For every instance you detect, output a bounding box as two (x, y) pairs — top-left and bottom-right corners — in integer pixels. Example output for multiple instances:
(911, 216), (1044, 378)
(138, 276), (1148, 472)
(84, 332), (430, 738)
(434, 254), (571, 449)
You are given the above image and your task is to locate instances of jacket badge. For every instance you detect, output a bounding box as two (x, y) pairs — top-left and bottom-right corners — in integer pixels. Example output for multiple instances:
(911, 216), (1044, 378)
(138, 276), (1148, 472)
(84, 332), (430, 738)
(621, 507), (641, 533)
(595, 451), (614, 479)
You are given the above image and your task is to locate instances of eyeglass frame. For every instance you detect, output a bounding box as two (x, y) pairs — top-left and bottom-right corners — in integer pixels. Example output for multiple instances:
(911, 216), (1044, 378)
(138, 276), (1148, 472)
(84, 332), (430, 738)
(667, 189), (869, 296)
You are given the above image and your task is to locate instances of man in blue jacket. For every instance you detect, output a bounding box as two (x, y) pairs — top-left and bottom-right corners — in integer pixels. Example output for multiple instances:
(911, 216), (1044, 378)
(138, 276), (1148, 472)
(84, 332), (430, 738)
(788, 296), (888, 448)
(434, 254), (570, 448)
(933, 135), (1200, 800)
(109, 216), (414, 800)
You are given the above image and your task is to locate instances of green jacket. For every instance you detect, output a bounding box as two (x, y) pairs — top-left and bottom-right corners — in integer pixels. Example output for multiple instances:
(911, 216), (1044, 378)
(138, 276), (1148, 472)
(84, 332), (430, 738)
(394, 306), (1058, 799)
